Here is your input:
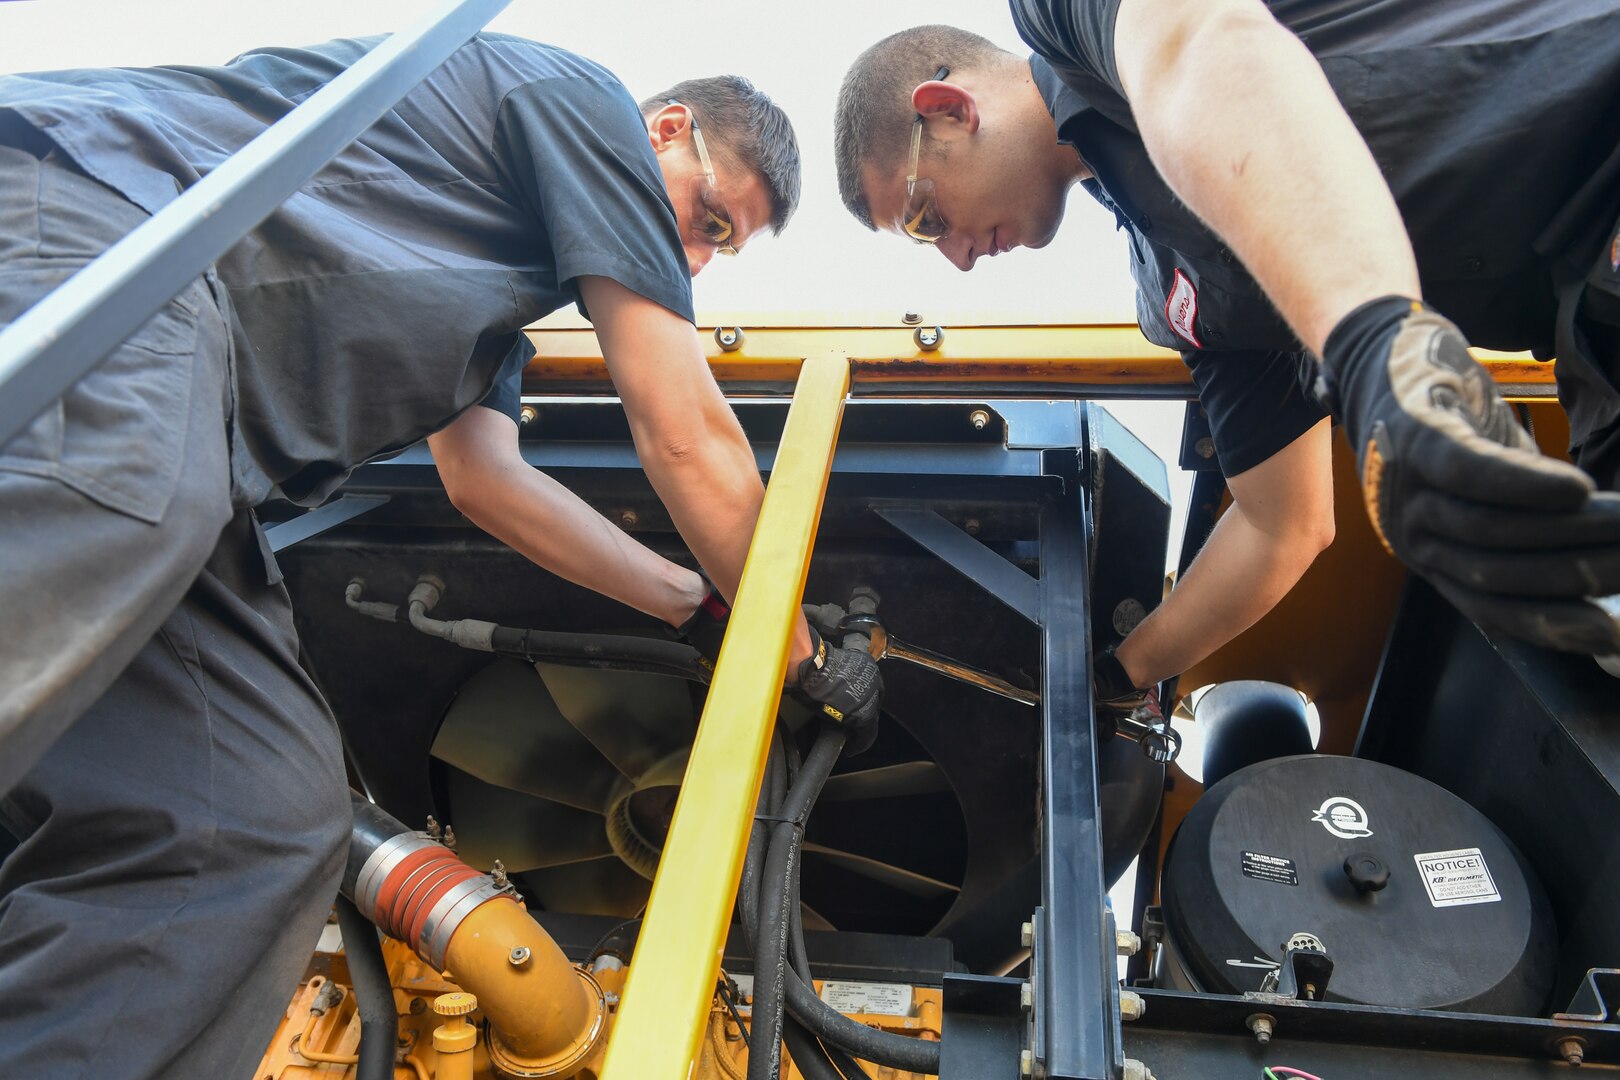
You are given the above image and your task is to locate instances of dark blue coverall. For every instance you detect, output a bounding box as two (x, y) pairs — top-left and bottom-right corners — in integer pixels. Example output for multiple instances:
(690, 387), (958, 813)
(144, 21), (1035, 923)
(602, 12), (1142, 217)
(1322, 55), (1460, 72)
(0, 34), (692, 1079)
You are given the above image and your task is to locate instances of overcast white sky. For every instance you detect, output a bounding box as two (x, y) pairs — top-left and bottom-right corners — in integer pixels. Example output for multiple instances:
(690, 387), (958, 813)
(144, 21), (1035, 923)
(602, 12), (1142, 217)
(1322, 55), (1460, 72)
(0, 0), (1189, 545)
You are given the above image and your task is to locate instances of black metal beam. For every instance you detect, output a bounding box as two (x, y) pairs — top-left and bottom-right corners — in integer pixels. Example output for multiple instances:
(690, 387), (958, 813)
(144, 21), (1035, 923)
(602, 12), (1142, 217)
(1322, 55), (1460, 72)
(1033, 453), (1122, 1080)
(876, 507), (1040, 625)
(264, 494), (390, 553)
(0, 0), (512, 447)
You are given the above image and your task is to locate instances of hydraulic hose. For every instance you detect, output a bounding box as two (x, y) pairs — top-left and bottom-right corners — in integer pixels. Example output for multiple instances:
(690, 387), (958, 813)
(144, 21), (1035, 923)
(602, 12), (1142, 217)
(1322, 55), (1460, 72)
(350, 574), (713, 683)
(747, 727), (941, 1076)
(334, 895), (398, 1080)
(747, 818), (801, 1080)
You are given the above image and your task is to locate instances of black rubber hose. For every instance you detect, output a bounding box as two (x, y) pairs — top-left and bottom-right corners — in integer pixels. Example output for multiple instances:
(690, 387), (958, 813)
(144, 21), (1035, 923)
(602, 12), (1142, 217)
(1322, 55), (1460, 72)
(489, 626), (711, 684)
(773, 730), (940, 1076)
(782, 1015), (855, 1080)
(334, 895), (397, 1080)
(747, 819), (801, 1080)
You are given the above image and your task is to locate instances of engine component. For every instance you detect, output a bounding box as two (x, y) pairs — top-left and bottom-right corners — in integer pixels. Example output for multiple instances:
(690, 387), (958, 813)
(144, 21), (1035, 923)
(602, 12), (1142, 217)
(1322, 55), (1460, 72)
(1158, 754), (1556, 1014)
(1194, 681), (1316, 788)
(345, 793), (609, 1076)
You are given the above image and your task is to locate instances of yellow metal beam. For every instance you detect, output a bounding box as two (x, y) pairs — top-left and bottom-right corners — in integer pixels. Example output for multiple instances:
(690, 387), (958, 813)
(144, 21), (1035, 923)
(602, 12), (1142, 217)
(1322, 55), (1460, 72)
(598, 353), (852, 1080)
(522, 323), (1557, 398)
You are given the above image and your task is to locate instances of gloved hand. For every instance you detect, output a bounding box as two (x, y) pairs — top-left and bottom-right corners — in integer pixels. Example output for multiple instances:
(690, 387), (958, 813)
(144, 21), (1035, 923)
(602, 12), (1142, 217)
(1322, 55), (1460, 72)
(793, 626), (882, 755)
(675, 573), (731, 671)
(1092, 646), (1164, 730)
(1318, 297), (1620, 655)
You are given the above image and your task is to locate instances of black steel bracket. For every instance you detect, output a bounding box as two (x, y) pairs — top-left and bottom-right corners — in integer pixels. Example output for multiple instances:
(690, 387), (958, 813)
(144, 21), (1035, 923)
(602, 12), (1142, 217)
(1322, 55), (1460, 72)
(875, 506), (1040, 625)
(264, 494), (390, 553)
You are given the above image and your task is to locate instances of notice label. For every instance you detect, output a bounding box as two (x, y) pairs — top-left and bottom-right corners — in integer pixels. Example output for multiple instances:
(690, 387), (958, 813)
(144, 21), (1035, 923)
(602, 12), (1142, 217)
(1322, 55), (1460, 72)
(819, 980), (914, 1017)
(1414, 847), (1501, 908)
(1241, 850), (1299, 886)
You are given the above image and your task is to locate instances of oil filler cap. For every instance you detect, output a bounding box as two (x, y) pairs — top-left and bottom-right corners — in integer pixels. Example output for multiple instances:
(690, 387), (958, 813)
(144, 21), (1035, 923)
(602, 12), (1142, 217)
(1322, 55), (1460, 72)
(434, 992), (478, 1017)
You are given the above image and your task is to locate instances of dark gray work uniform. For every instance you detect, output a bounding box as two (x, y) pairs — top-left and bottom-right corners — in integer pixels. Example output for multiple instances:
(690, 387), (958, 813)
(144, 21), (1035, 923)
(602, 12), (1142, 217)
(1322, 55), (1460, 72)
(1011, 0), (1620, 483)
(0, 34), (692, 1079)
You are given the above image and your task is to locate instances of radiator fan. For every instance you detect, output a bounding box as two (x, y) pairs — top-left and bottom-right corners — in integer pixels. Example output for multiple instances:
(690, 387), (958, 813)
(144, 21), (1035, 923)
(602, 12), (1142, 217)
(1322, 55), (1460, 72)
(429, 657), (968, 936)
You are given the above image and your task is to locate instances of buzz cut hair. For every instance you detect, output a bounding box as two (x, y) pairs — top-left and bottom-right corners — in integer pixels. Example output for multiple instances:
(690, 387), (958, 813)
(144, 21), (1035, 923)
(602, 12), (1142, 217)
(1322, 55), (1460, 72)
(834, 25), (1012, 230)
(641, 76), (802, 235)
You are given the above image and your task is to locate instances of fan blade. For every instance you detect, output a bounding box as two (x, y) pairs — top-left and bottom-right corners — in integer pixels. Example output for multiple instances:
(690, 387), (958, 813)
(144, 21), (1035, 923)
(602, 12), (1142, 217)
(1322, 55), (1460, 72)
(537, 662), (696, 783)
(431, 659), (623, 813)
(800, 901), (837, 933)
(800, 842), (960, 900)
(442, 765), (609, 874)
(820, 761), (950, 803)
(515, 855), (655, 918)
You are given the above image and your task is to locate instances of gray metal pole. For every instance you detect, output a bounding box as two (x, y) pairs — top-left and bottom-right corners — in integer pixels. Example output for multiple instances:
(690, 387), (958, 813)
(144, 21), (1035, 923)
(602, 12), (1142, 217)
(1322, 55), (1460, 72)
(0, 0), (512, 448)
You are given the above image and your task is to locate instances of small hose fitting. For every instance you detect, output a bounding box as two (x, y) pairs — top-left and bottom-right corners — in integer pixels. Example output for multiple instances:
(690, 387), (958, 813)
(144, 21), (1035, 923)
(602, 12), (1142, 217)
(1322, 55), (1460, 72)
(344, 579), (401, 623)
(405, 574), (499, 651)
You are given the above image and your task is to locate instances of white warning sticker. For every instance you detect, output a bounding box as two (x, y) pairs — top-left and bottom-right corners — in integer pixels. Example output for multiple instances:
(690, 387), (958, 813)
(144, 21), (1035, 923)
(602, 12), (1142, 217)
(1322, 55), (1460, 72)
(1414, 847), (1501, 908)
(819, 980), (914, 1016)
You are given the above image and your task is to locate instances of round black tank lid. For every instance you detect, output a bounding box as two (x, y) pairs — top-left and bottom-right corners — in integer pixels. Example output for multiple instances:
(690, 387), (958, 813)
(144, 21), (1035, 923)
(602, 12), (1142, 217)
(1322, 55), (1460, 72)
(1161, 755), (1555, 1014)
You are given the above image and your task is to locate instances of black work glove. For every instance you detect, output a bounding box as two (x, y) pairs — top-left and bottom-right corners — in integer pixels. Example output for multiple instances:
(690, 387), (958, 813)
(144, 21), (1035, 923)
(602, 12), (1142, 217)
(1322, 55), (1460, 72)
(1092, 647), (1164, 731)
(1318, 297), (1620, 655)
(793, 627), (882, 755)
(675, 574), (731, 671)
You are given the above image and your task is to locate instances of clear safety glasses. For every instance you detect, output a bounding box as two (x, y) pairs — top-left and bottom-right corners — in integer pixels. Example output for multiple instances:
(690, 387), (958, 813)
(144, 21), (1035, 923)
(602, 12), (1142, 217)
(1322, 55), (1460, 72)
(901, 66), (951, 245)
(672, 101), (737, 257)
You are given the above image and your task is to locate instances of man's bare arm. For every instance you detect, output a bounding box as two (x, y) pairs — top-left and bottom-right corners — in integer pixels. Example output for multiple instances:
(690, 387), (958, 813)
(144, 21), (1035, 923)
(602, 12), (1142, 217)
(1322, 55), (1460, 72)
(1112, 0), (1418, 354)
(429, 406), (705, 626)
(1115, 419), (1335, 687)
(579, 274), (814, 668)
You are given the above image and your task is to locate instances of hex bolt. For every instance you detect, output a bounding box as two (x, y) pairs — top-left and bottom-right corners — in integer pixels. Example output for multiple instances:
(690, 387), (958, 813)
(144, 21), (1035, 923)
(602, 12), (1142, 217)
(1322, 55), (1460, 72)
(1019, 1049), (1034, 1076)
(1116, 930), (1143, 957)
(1020, 921), (1035, 948)
(970, 408), (991, 431)
(714, 326), (745, 352)
(1123, 1059), (1156, 1080)
(914, 325), (944, 351)
(963, 518), (981, 536)
(1196, 436), (1216, 460)
(1559, 1037), (1585, 1067)
(1246, 1013), (1276, 1046)
(619, 510), (638, 529)
(509, 946), (531, 967)
(902, 311), (923, 325)
(518, 404), (538, 426)
(1020, 981), (1033, 1011)
(1119, 990), (1146, 1022)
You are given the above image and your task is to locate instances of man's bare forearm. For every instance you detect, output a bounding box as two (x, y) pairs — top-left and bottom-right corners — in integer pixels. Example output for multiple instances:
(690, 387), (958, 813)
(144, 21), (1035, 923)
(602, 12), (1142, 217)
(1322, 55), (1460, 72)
(1115, 0), (1420, 354)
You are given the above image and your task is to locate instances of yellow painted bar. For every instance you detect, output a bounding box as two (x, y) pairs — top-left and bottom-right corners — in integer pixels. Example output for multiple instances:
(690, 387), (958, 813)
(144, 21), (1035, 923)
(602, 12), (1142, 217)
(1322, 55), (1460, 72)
(522, 323), (1556, 396)
(598, 353), (852, 1080)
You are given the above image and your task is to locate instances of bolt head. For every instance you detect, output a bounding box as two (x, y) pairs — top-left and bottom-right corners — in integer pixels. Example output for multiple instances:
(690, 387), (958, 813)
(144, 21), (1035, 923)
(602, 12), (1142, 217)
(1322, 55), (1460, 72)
(1116, 930), (1143, 956)
(1195, 436), (1215, 459)
(969, 408), (991, 430)
(1019, 1049), (1034, 1076)
(619, 510), (638, 529)
(1020, 981), (1033, 1010)
(1020, 921), (1035, 948)
(902, 311), (922, 325)
(509, 946), (531, 966)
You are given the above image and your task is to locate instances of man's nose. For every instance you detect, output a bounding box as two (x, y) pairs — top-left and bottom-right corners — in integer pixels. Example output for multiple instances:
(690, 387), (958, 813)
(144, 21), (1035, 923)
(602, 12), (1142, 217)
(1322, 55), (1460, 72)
(938, 235), (975, 273)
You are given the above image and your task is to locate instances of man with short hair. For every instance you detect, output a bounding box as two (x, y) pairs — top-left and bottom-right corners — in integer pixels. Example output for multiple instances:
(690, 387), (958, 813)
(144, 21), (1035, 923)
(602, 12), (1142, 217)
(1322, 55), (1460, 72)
(835, 6), (1620, 711)
(0, 33), (877, 1077)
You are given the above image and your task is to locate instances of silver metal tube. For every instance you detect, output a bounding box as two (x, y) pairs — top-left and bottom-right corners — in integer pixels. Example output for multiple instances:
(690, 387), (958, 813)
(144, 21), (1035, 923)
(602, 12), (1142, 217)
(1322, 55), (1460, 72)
(0, 0), (512, 447)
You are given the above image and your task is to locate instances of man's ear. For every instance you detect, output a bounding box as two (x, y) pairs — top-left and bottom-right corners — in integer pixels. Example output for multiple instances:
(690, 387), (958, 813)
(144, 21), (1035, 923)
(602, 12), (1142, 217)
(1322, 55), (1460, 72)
(646, 102), (693, 154)
(911, 79), (980, 135)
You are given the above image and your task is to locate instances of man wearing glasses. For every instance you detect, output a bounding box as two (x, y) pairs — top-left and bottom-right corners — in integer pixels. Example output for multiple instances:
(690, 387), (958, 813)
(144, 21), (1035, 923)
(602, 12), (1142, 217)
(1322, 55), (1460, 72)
(0, 33), (878, 1077)
(834, 6), (1620, 721)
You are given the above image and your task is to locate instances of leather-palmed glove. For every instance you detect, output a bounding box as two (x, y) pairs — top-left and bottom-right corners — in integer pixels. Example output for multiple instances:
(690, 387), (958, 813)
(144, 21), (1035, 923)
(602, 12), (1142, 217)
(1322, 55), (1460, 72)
(1092, 647), (1164, 730)
(793, 626), (882, 755)
(675, 574), (731, 671)
(1318, 297), (1620, 655)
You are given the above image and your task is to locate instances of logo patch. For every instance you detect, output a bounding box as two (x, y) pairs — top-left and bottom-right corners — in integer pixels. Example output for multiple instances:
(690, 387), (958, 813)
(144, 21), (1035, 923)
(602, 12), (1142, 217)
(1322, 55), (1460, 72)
(1165, 268), (1204, 348)
(1311, 796), (1373, 839)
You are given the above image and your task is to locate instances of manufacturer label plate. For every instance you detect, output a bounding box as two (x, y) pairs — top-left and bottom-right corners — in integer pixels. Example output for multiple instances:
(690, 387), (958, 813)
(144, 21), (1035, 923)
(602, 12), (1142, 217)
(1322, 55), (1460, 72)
(819, 980), (913, 1016)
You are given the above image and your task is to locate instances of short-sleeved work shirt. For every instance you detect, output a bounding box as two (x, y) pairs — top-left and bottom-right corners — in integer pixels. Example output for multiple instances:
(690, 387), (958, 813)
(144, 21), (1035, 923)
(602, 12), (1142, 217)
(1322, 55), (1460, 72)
(1012, 0), (1620, 476)
(0, 34), (693, 504)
